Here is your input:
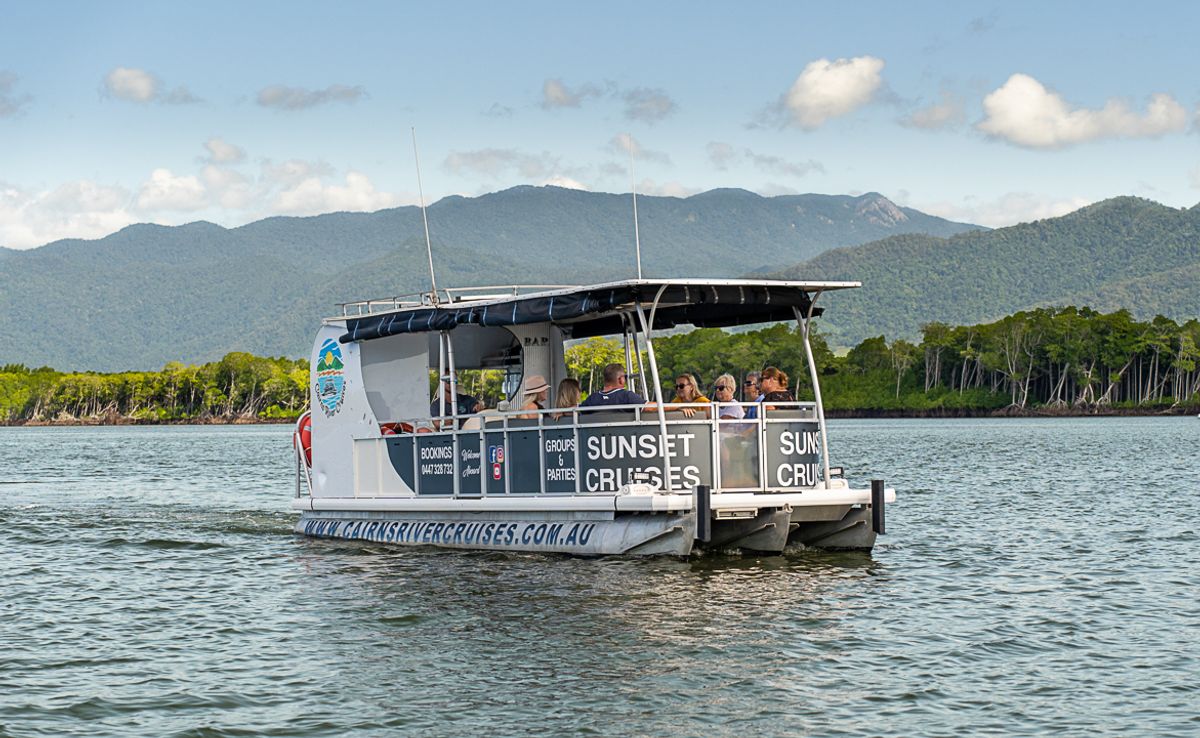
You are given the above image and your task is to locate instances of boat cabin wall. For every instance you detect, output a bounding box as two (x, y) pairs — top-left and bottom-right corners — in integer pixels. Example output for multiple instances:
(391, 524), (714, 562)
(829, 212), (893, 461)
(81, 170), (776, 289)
(307, 322), (569, 498)
(503, 323), (568, 405)
(310, 324), (377, 498)
(361, 333), (429, 421)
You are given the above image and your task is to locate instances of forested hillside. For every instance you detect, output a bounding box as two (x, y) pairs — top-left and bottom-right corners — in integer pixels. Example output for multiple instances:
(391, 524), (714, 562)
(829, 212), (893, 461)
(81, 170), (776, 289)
(0, 186), (978, 371)
(771, 197), (1200, 346)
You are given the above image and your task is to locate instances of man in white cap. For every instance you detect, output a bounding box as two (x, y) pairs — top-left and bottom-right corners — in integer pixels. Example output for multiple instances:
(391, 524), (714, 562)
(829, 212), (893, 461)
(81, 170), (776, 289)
(518, 374), (550, 418)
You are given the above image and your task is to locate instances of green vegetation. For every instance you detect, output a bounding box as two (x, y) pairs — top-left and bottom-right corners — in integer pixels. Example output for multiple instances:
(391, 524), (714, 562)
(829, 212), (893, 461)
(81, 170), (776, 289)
(0, 353), (307, 423)
(4, 306), (1197, 424)
(583, 307), (1200, 414)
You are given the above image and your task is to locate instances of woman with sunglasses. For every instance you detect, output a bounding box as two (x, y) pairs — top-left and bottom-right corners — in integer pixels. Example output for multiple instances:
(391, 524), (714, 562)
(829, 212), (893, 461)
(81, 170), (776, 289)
(669, 373), (709, 418)
(711, 373), (744, 419)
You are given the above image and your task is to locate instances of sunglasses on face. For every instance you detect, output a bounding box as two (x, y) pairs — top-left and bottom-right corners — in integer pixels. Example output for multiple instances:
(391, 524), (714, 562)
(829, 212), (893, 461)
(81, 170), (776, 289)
(744, 381), (757, 387)
(716, 385), (732, 392)
(675, 383), (690, 390)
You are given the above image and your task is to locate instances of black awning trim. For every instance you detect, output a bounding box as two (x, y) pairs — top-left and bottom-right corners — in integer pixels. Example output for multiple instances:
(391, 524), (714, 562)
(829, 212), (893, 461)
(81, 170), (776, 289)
(338, 284), (815, 343)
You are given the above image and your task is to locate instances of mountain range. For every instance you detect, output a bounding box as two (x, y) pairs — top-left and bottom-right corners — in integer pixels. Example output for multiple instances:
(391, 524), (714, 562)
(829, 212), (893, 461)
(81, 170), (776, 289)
(769, 196), (1200, 346)
(0, 186), (979, 371)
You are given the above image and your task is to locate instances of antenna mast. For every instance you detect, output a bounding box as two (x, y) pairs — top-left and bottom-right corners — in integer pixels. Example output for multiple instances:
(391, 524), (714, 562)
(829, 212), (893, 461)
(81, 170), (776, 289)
(412, 127), (439, 304)
(629, 135), (643, 279)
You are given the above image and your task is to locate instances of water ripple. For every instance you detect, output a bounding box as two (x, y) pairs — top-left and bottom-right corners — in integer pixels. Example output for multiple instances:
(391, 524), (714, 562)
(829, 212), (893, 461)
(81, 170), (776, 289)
(0, 419), (1197, 737)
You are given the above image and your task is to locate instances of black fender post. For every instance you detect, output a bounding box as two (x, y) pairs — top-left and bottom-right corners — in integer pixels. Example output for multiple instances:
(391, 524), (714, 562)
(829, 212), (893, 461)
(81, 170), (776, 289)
(694, 484), (712, 542)
(871, 479), (886, 535)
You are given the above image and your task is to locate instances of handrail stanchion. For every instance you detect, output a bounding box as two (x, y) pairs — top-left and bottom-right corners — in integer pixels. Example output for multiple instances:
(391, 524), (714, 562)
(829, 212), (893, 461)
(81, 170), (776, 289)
(622, 314), (636, 392)
(634, 284), (670, 491)
(572, 409), (582, 495)
(794, 300), (831, 490)
(445, 331), (461, 498)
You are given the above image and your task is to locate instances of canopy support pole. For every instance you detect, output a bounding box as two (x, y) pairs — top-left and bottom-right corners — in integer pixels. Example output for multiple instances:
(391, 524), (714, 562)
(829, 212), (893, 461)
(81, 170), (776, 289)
(635, 284), (670, 490)
(795, 299), (831, 490)
(620, 314), (639, 397)
(445, 330), (461, 497)
(625, 312), (650, 399)
(436, 332), (447, 425)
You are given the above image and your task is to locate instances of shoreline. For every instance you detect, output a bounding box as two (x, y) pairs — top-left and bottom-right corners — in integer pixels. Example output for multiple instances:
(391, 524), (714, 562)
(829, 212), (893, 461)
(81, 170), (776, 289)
(3, 405), (1196, 427)
(1, 416), (298, 427)
(825, 405), (1199, 419)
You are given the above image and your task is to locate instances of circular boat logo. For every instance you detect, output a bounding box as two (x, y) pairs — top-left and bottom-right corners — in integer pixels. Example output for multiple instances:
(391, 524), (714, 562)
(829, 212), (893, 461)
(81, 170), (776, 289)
(315, 338), (346, 417)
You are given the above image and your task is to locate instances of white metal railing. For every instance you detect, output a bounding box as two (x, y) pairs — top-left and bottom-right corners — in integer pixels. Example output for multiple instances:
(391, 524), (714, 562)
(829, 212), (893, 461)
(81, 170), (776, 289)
(352, 401), (820, 499)
(338, 284), (580, 317)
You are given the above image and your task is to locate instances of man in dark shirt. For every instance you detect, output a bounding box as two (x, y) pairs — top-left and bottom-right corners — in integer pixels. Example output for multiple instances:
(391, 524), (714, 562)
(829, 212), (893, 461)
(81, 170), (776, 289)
(430, 379), (482, 420)
(580, 363), (645, 408)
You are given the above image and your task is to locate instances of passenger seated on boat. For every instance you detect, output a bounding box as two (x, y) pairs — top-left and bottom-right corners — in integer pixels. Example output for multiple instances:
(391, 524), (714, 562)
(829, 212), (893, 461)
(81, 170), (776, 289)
(430, 378), (482, 428)
(552, 378), (581, 420)
(462, 408), (501, 431)
(517, 375), (550, 419)
(760, 366), (794, 410)
(669, 373), (710, 418)
(579, 363), (645, 409)
(743, 371), (763, 419)
(712, 374), (744, 420)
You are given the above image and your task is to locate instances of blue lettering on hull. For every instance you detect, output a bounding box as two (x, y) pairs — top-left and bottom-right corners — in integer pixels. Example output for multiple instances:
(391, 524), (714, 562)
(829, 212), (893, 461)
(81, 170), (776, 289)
(299, 517), (601, 552)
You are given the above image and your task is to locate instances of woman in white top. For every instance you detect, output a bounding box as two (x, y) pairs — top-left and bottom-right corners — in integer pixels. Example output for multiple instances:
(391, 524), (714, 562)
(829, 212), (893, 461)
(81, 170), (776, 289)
(712, 374), (744, 419)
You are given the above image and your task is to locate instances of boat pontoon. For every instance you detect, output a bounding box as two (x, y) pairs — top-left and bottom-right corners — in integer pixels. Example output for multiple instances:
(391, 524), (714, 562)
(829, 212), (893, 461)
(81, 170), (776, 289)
(293, 279), (895, 556)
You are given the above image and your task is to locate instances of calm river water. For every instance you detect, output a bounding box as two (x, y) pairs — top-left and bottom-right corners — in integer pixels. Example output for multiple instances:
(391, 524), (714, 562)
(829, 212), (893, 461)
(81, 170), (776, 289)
(2, 418), (1197, 737)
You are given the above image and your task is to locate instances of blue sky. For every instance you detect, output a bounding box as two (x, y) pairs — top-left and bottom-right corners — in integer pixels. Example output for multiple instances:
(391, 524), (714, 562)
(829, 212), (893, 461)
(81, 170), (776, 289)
(2, 1), (1198, 249)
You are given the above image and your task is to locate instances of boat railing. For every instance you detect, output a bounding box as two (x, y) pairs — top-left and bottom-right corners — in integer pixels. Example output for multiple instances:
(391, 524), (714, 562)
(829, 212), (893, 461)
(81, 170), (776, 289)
(337, 284), (580, 317)
(351, 401), (823, 498)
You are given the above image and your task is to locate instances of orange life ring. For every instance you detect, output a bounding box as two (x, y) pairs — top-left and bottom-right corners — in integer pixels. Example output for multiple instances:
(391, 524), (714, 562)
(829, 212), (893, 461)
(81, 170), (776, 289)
(294, 411), (313, 465)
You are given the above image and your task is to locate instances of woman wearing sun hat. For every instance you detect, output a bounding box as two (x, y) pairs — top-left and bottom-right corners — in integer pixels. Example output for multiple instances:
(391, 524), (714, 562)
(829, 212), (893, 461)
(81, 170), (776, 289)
(518, 374), (551, 418)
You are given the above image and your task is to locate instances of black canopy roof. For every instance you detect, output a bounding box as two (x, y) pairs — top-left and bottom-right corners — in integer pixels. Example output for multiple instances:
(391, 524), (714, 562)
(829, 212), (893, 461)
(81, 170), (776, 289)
(337, 279), (860, 344)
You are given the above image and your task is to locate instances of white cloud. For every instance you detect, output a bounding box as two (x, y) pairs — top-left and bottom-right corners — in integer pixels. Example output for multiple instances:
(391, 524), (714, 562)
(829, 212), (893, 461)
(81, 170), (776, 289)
(977, 74), (1188, 149)
(542, 176), (588, 190)
(102, 67), (200, 105)
(633, 178), (700, 198)
(271, 171), (399, 215)
(0, 71), (32, 117)
(1, 152), (409, 248)
(705, 141), (822, 177)
(261, 159), (335, 188)
(203, 137), (245, 164)
(745, 151), (822, 177)
(782, 55), (885, 129)
(900, 90), (965, 130)
(706, 142), (737, 170)
(607, 134), (670, 165)
(623, 87), (675, 123)
(443, 148), (560, 179)
(913, 192), (1093, 228)
(0, 180), (135, 249)
(201, 165), (253, 209)
(104, 67), (158, 102)
(136, 169), (207, 211)
(256, 84), (366, 110)
(540, 78), (604, 109)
